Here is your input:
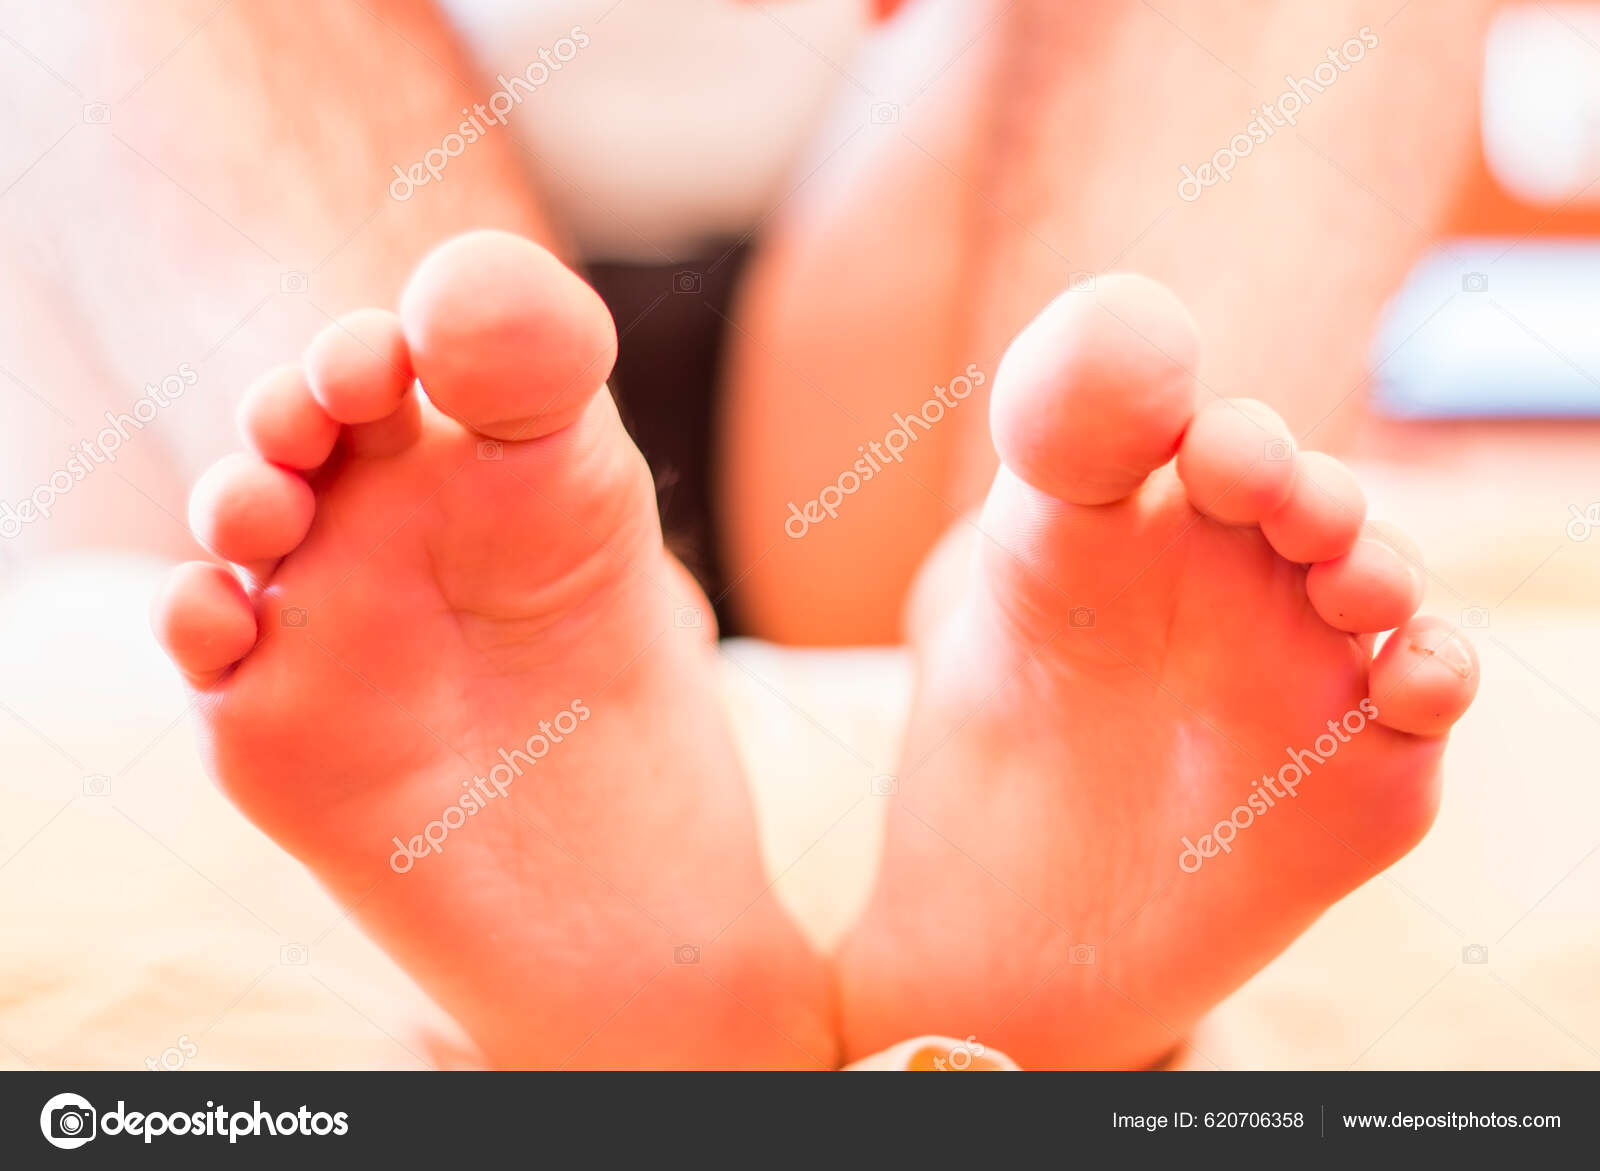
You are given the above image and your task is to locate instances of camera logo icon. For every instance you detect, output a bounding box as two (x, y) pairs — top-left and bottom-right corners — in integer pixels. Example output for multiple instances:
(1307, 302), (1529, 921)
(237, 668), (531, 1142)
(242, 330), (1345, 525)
(674, 606), (703, 628)
(673, 944), (700, 965)
(869, 101), (899, 124)
(280, 606), (308, 628)
(1460, 606), (1490, 629)
(1068, 606), (1096, 629)
(280, 942), (309, 965)
(82, 774), (111, 796)
(869, 774), (899, 796)
(82, 103), (110, 125)
(40, 1093), (96, 1149)
(932, 1035), (987, 1071)
(1068, 271), (1096, 293)
(280, 271), (309, 294)
(673, 271), (702, 294)
(1462, 943), (1488, 964)
(1264, 439), (1293, 460)
(476, 439), (503, 461)
(1461, 272), (1488, 293)
(1566, 503), (1600, 542)
(1069, 943), (1097, 965)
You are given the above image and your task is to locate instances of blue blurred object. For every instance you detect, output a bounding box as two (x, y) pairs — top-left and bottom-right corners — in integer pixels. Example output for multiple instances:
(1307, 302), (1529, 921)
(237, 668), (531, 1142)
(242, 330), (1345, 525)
(1372, 240), (1600, 418)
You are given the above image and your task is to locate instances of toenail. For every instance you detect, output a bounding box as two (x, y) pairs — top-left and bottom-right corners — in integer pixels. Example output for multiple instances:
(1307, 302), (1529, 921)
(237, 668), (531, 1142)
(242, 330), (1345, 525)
(1409, 631), (1474, 679)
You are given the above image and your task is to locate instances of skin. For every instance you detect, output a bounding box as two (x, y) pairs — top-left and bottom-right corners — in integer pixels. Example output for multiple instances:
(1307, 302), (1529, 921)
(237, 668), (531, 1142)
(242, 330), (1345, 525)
(0, 0), (563, 560)
(156, 258), (1478, 1069)
(720, 0), (1499, 644)
(836, 277), (1479, 1068)
(156, 232), (837, 1069)
(3, 0), (1496, 625)
(12, 0), (1487, 1067)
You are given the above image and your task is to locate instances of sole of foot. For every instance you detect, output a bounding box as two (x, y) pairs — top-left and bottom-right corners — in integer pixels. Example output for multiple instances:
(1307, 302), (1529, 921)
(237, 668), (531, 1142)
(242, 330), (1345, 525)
(839, 274), (1478, 1069)
(152, 231), (834, 1069)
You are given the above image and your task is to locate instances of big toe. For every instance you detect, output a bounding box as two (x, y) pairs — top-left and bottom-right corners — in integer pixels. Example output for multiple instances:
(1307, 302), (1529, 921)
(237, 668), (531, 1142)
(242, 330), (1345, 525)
(399, 230), (617, 441)
(989, 273), (1199, 506)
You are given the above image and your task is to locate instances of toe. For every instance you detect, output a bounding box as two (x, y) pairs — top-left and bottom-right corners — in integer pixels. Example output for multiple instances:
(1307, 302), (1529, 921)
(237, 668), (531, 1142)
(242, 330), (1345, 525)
(990, 273), (1198, 505)
(1368, 617), (1479, 736)
(150, 561), (257, 685)
(238, 363), (340, 469)
(342, 393), (423, 458)
(189, 453), (315, 565)
(304, 308), (415, 425)
(1260, 451), (1367, 563)
(400, 229), (617, 441)
(1304, 522), (1424, 633)
(1175, 398), (1297, 524)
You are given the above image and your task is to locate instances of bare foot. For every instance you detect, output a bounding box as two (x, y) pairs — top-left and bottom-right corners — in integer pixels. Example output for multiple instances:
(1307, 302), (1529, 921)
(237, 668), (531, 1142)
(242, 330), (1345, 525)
(152, 231), (833, 1069)
(838, 276), (1479, 1069)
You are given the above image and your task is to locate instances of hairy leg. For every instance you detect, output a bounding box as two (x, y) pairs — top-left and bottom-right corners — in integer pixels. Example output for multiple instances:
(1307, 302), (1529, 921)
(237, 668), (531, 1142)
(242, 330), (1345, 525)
(0, 0), (559, 558)
(720, 0), (1496, 644)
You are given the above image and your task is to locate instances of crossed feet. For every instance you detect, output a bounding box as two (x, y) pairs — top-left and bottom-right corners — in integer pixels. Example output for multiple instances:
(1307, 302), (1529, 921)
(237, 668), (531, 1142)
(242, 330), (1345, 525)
(152, 233), (1478, 1069)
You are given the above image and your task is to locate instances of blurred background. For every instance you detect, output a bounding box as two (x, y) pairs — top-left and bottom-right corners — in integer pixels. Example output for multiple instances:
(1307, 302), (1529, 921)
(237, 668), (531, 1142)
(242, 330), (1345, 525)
(0, 0), (1597, 1069)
